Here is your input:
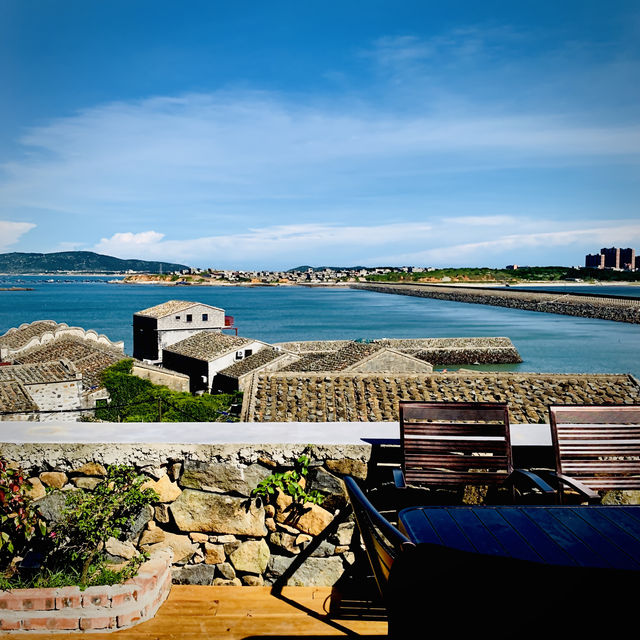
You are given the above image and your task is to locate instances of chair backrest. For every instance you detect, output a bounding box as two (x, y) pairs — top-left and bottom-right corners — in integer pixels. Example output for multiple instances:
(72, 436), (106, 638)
(343, 476), (414, 600)
(399, 401), (513, 487)
(549, 405), (640, 492)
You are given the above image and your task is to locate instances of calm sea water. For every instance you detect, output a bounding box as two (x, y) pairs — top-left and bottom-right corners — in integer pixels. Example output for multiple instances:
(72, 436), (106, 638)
(1, 276), (639, 377)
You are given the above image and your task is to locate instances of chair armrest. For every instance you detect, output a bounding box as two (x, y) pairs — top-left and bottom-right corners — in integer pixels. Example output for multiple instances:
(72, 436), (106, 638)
(544, 471), (601, 503)
(393, 468), (407, 489)
(505, 469), (555, 496)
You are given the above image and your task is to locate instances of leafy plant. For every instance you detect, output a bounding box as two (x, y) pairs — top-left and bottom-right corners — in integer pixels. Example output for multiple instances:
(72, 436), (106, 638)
(252, 453), (325, 506)
(96, 359), (241, 423)
(0, 459), (46, 571)
(52, 465), (157, 587)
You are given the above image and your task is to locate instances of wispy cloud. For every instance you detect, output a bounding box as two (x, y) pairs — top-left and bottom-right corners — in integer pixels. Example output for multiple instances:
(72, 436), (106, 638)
(1, 91), (638, 223)
(93, 223), (434, 267)
(375, 222), (640, 265)
(0, 221), (36, 252)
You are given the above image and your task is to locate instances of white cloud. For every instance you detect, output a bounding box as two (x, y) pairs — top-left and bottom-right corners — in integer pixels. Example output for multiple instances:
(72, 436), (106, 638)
(375, 222), (640, 265)
(0, 221), (36, 252)
(443, 215), (518, 226)
(0, 91), (638, 225)
(93, 222), (433, 266)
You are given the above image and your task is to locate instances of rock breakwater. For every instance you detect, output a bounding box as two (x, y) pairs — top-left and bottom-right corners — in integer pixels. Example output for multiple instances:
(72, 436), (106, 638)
(352, 283), (640, 324)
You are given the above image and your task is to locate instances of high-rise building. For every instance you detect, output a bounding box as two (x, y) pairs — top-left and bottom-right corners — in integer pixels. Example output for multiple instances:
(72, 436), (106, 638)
(620, 248), (636, 271)
(585, 253), (605, 269)
(600, 247), (620, 269)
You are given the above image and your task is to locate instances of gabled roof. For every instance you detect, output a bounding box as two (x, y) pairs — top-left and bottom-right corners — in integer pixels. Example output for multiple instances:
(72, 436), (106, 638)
(218, 347), (286, 378)
(0, 360), (80, 385)
(0, 379), (39, 413)
(282, 342), (383, 372)
(163, 331), (252, 361)
(135, 300), (224, 319)
(14, 337), (125, 391)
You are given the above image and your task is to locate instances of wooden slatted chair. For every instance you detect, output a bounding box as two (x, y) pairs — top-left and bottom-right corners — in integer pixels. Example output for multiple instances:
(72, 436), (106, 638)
(547, 404), (640, 503)
(342, 476), (415, 638)
(394, 401), (553, 501)
(343, 476), (414, 598)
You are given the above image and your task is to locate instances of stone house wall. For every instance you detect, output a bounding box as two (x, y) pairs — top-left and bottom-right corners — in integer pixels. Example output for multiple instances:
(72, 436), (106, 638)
(27, 379), (84, 421)
(2, 443), (371, 588)
(131, 363), (191, 393)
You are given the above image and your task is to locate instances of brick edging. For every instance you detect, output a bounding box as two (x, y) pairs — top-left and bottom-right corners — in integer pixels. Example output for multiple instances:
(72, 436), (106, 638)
(0, 550), (173, 633)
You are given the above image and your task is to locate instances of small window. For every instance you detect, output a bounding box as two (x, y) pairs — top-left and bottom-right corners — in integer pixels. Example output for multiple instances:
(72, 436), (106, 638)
(245, 349), (253, 358)
(235, 350), (244, 360)
(175, 315), (180, 320)
(186, 314), (192, 322)
(202, 314), (208, 321)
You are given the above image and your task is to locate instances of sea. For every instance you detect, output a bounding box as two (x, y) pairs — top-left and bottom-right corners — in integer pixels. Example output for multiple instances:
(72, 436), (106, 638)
(1, 276), (640, 378)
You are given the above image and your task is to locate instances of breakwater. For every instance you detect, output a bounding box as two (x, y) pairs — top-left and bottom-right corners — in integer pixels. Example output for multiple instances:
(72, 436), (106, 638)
(351, 283), (640, 324)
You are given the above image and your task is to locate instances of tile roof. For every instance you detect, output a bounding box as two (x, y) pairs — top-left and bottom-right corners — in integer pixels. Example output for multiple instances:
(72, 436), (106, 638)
(0, 321), (58, 349)
(14, 337), (125, 391)
(218, 348), (286, 378)
(281, 342), (383, 372)
(0, 380), (39, 413)
(164, 331), (251, 361)
(245, 372), (640, 424)
(135, 300), (223, 318)
(274, 337), (522, 365)
(0, 360), (80, 385)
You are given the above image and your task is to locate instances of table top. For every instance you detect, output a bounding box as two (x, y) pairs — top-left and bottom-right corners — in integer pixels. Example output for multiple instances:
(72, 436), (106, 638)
(398, 505), (640, 571)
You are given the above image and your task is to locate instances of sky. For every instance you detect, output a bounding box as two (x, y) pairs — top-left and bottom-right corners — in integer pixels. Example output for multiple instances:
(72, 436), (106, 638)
(1, 1), (639, 270)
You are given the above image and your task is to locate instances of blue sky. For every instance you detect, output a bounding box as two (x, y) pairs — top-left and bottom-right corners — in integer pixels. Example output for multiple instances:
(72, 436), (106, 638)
(1, 1), (639, 269)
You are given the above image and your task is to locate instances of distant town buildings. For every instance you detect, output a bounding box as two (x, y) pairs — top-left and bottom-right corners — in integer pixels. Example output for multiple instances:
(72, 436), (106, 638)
(585, 247), (638, 271)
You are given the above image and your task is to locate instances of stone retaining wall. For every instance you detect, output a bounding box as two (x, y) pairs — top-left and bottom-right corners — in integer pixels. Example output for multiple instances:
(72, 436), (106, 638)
(352, 283), (640, 324)
(1, 444), (370, 590)
(0, 550), (172, 633)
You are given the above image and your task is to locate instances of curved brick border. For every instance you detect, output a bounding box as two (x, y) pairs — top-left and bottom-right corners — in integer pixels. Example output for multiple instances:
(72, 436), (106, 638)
(0, 550), (172, 633)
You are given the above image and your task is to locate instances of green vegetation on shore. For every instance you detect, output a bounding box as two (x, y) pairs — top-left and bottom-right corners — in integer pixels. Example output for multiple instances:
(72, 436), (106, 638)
(0, 251), (188, 274)
(365, 266), (640, 284)
(95, 360), (241, 422)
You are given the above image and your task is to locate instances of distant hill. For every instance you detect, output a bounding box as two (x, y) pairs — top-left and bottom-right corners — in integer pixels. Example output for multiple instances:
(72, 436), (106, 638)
(286, 265), (369, 272)
(0, 251), (189, 274)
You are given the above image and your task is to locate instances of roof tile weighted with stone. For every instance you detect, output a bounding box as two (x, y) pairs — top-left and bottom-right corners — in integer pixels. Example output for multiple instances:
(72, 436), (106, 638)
(164, 332), (252, 361)
(245, 372), (640, 424)
(135, 300), (224, 319)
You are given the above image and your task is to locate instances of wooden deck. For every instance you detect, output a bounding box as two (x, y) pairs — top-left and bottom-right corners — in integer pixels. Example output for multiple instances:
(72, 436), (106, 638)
(15, 586), (388, 639)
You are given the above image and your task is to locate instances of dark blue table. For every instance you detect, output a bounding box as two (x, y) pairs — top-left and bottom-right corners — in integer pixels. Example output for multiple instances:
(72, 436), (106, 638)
(398, 505), (640, 570)
(386, 505), (640, 637)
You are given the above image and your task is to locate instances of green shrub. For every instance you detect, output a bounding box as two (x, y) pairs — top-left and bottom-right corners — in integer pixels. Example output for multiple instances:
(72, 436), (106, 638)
(96, 359), (241, 422)
(51, 465), (158, 587)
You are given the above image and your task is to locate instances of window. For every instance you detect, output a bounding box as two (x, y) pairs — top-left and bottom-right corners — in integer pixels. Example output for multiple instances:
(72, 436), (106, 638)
(245, 349), (253, 357)
(235, 350), (244, 360)
(202, 314), (208, 321)
(175, 316), (180, 320)
(186, 314), (192, 322)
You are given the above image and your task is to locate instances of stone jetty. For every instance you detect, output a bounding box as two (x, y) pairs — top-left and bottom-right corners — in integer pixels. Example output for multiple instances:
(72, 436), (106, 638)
(351, 282), (640, 324)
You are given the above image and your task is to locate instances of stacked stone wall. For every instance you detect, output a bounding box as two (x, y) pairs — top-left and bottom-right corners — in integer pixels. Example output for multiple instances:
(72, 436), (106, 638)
(2, 444), (370, 589)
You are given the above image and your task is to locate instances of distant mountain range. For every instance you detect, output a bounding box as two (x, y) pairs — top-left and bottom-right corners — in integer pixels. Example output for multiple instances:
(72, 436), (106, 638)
(287, 265), (369, 272)
(0, 251), (189, 274)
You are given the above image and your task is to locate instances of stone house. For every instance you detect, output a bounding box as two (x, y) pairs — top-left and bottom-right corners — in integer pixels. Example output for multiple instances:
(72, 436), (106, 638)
(162, 332), (272, 393)
(279, 341), (433, 374)
(0, 360), (83, 421)
(214, 347), (299, 393)
(133, 301), (228, 363)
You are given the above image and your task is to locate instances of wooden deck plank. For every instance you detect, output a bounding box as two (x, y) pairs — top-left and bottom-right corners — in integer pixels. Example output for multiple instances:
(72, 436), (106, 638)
(8, 586), (387, 639)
